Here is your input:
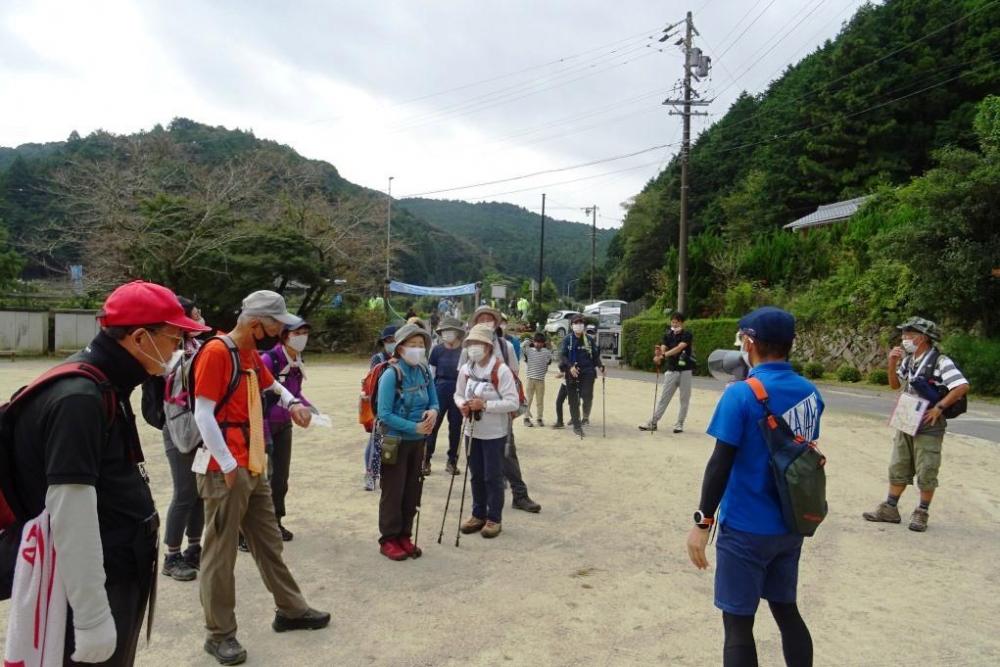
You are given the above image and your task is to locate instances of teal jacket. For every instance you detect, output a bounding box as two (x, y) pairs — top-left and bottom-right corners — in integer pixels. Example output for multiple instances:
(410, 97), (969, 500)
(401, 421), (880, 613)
(376, 361), (439, 439)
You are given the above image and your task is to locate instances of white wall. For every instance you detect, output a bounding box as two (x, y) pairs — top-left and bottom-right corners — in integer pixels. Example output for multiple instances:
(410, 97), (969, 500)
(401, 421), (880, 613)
(0, 311), (49, 354)
(54, 310), (99, 352)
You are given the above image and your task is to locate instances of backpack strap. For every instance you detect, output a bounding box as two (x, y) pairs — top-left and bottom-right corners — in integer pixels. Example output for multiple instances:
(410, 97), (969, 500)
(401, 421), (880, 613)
(745, 377), (780, 430)
(8, 362), (117, 426)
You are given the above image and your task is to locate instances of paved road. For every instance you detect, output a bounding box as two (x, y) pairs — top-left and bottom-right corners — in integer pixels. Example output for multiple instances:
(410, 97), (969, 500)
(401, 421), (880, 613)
(606, 367), (1000, 443)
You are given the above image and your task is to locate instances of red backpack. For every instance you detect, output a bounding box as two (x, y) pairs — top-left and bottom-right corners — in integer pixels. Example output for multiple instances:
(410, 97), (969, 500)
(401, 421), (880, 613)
(359, 361), (401, 433)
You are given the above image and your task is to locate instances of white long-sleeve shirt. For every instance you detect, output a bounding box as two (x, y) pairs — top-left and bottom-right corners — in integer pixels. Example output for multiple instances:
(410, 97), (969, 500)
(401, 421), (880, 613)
(454, 357), (518, 440)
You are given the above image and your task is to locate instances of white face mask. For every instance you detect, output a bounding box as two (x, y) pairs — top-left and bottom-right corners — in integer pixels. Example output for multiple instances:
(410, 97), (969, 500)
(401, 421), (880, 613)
(572, 324), (585, 335)
(441, 331), (457, 343)
(402, 346), (426, 366)
(467, 345), (486, 362)
(740, 337), (753, 370)
(901, 339), (918, 354)
(140, 333), (183, 377)
(287, 334), (308, 352)
(671, 326), (682, 333)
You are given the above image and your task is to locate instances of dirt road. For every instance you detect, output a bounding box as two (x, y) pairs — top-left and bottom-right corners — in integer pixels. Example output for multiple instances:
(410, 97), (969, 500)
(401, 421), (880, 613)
(1, 359), (997, 666)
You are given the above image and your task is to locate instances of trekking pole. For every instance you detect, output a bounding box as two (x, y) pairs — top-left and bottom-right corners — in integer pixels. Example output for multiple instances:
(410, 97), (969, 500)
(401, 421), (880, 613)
(602, 374), (607, 438)
(438, 418), (466, 544)
(413, 438), (427, 552)
(455, 415), (475, 547)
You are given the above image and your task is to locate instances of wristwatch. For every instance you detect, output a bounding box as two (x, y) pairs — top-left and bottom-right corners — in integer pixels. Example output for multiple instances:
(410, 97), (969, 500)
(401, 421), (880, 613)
(693, 510), (715, 529)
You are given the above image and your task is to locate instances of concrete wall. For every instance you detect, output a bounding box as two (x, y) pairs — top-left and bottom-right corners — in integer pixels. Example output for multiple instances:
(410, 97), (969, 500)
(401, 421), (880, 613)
(54, 310), (99, 352)
(0, 310), (49, 354)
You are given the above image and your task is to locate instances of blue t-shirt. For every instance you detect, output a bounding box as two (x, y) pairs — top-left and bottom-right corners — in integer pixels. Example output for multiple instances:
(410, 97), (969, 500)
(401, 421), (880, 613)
(505, 335), (522, 362)
(706, 361), (824, 536)
(428, 344), (462, 385)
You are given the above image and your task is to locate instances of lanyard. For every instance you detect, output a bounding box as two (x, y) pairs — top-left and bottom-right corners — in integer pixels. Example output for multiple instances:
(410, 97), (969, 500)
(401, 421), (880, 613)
(906, 351), (934, 384)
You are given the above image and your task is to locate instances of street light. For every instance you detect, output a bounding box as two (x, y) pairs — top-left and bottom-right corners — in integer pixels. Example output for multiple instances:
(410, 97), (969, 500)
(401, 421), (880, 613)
(566, 278), (580, 298)
(385, 176), (394, 284)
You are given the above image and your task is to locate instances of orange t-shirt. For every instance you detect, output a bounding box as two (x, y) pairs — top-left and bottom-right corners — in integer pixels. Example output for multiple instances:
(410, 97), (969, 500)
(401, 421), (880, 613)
(193, 338), (275, 472)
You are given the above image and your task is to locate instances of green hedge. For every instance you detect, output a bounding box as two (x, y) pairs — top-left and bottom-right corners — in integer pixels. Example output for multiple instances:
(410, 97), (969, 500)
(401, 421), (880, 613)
(622, 317), (739, 375)
(941, 334), (1000, 396)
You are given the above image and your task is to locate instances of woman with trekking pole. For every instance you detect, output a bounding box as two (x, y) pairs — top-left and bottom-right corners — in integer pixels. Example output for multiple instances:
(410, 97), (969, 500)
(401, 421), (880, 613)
(363, 325), (398, 491)
(374, 323), (438, 561)
(454, 324), (519, 540)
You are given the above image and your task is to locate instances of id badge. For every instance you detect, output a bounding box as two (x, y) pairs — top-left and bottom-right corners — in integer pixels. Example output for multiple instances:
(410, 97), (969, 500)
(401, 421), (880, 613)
(191, 447), (211, 475)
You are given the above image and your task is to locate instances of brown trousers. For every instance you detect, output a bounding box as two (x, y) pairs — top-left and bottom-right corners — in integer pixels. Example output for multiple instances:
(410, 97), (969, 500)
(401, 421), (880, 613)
(378, 439), (424, 543)
(198, 468), (309, 641)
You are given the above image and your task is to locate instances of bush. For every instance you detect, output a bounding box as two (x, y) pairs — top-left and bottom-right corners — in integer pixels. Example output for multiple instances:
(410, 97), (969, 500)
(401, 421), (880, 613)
(318, 307), (387, 354)
(836, 364), (862, 382)
(621, 317), (739, 376)
(868, 368), (889, 385)
(803, 361), (825, 379)
(941, 334), (1000, 396)
(790, 359), (804, 375)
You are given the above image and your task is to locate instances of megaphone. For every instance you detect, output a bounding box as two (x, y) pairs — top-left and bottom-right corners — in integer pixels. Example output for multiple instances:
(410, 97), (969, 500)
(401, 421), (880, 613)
(707, 349), (749, 383)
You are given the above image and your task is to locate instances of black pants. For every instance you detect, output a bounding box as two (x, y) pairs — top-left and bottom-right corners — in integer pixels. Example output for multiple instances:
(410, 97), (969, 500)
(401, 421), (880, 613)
(378, 439), (424, 542)
(65, 533), (156, 666)
(555, 384), (567, 424)
(502, 430), (529, 499)
(163, 437), (204, 548)
(567, 374), (597, 426)
(427, 381), (461, 466)
(269, 423), (293, 519)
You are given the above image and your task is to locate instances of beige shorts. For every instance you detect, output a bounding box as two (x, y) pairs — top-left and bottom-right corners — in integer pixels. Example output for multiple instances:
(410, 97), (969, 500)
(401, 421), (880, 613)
(888, 430), (943, 490)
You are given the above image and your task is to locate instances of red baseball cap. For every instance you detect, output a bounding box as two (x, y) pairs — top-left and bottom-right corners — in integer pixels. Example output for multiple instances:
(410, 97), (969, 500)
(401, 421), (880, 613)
(98, 281), (212, 333)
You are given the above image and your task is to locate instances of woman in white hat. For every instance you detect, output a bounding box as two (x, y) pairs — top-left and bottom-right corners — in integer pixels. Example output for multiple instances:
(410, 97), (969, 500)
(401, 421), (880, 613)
(455, 324), (519, 539)
(426, 317), (466, 476)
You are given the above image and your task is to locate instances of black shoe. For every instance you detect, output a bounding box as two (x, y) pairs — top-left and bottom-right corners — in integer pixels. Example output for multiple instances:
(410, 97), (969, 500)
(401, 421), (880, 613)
(445, 461), (461, 475)
(238, 534), (250, 553)
(278, 522), (294, 542)
(552, 422), (565, 429)
(673, 427), (684, 434)
(182, 544), (202, 570)
(523, 417), (534, 427)
(573, 425), (585, 437)
(582, 418), (590, 427)
(422, 460), (432, 476)
(204, 637), (247, 665)
(537, 419), (545, 427)
(512, 496), (541, 513)
(162, 552), (197, 582)
(272, 608), (331, 633)
(638, 423), (657, 431)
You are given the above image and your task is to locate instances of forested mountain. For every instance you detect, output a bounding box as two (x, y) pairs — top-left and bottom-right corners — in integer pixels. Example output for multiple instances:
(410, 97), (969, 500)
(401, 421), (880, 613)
(610, 0), (999, 334)
(399, 198), (615, 292)
(0, 120), (508, 321)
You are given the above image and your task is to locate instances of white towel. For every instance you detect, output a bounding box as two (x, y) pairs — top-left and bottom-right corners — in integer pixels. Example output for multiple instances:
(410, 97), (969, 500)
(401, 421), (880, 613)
(3, 510), (67, 667)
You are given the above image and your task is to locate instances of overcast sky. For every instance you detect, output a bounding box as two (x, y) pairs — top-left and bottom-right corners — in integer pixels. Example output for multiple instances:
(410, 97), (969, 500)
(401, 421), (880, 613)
(0, 0), (869, 229)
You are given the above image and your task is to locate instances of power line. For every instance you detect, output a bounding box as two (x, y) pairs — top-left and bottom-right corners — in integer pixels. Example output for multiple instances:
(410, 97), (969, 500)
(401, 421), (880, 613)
(463, 159), (667, 201)
(715, 0), (780, 61)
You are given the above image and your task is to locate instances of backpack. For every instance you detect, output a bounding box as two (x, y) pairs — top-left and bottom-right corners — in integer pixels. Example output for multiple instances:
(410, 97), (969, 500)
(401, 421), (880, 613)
(910, 349), (967, 419)
(0, 362), (117, 599)
(358, 360), (434, 433)
(140, 376), (166, 430)
(746, 377), (828, 537)
(496, 338), (529, 417)
(163, 335), (242, 454)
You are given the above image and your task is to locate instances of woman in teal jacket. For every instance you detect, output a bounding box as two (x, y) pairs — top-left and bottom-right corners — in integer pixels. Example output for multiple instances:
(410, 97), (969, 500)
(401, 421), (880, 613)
(375, 323), (439, 560)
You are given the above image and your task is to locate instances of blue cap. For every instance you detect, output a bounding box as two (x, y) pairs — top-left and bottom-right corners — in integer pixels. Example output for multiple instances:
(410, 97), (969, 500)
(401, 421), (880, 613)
(379, 325), (398, 341)
(738, 306), (795, 344)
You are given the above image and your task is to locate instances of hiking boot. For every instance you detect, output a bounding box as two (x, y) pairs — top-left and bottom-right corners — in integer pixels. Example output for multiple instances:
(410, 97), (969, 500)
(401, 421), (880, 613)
(272, 608), (331, 633)
(536, 419), (545, 427)
(460, 516), (486, 534)
(573, 425), (585, 437)
(445, 461), (461, 475)
(512, 496), (541, 513)
(162, 552), (197, 582)
(422, 460), (432, 476)
(398, 536), (422, 558)
(182, 544), (201, 570)
(908, 508), (930, 532)
(862, 502), (902, 524)
(204, 637), (247, 665)
(363, 472), (375, 492)
(481, 521), (502, 539)
(673, 426), (684, 434)
(238, 534), (250, 553)
(379, 539), (408, 561)
(278, 522), (294, 542)
(552, 422), (565, 429)
(524, 417), (534, 427)
(582, 418), (590, 427)
(638, 423), (657, 431)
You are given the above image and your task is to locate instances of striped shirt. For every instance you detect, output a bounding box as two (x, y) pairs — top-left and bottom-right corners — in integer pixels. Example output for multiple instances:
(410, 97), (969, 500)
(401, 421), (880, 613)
(522, 346), (553, 380)
(896, 350), (968, 390)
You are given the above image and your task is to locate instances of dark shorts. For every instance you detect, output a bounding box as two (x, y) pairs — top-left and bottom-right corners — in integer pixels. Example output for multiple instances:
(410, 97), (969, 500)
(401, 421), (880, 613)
(714, 524), (804, 616)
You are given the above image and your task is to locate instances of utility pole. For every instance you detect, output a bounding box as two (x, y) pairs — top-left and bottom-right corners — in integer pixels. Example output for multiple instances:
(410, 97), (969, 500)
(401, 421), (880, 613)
(585, 205), (598, 301)
(537, 193), (546, 303)
(385, 176), (394, 285)
(663, 11), (710, 314)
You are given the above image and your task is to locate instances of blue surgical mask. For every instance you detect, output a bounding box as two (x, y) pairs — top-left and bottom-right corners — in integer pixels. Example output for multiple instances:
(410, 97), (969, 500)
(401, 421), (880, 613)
(385, 342), (397, 356)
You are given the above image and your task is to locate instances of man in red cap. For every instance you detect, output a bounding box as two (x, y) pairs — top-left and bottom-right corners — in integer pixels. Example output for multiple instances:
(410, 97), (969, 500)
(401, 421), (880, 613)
(5, 280), (210, 665)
